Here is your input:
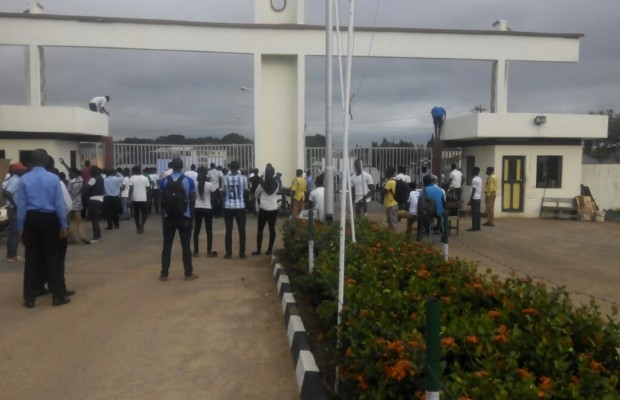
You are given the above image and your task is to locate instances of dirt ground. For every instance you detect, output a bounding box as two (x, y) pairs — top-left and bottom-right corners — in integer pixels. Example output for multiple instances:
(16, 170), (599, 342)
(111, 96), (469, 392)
(0, 213), (298, 400)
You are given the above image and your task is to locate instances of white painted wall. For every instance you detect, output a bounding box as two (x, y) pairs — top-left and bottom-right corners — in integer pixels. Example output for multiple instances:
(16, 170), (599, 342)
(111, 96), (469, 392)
(442, 113), (608, 141)
(461, 144), (584, 218)
(582, 164), (620, 211)
(0, 105), (108, 136)
(0, 139), (81, 168)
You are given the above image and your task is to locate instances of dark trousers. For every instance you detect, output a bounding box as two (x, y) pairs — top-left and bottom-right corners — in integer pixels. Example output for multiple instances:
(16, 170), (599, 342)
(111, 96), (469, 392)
(133, 201), (148, 230)
(23, 212), (62, 301)
(88, 199), (103, 239)
(471, 199), (481, 230)
(6, 207), (19, 258)
(193, 208), (214, 255)
(256, 209), (278, 253)
(161, 216), (193, 277)
(151, 190), (160, 213)
(224, 208), (246, 256)
(88, 102), (98, 112)
(354, 200), (368, 217)
(103, 196), (121, 228)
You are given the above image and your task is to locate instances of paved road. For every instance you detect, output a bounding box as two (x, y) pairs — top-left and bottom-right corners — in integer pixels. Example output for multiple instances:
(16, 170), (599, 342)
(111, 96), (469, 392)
(0, 213), (298, 400)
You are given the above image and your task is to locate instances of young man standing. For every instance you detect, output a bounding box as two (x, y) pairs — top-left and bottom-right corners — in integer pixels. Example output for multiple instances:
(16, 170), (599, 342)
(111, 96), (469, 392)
(128, 165), (151, 233)
(224, 161), (248, 259)
(103, 170), (125, 230)
(290, 169), (307, 218)
(159, 158), (197, 281)
(484, 166), (498, 227)
(467, 167), (482, 231)
(351, 159), (374, 218)
(382, 166), (399, 232)
(448, 164), (463, 201)
(308, 173), (325, 222)
(3, 162), (27, 262)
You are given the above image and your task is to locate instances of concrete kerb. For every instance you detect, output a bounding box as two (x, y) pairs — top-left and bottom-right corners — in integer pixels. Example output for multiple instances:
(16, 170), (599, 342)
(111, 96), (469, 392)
(271, 255), (329, 400)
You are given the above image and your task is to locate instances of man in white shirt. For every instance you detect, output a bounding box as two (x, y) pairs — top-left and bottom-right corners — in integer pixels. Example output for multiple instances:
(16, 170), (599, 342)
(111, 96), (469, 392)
(350, 159), (374, 218)
(395, 166), (412, 184)
(448, 164), (464, 201)
(128, 165), (151, 233)
(88, 96), (110, 115)
(308, 174), (325, 221)
(406, 189), (420, 237)
(185, 164), (198, 184)
(467, 166), (483, 231)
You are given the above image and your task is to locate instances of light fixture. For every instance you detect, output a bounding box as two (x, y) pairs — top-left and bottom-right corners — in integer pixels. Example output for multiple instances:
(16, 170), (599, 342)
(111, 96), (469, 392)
(534, 115), (546, 125)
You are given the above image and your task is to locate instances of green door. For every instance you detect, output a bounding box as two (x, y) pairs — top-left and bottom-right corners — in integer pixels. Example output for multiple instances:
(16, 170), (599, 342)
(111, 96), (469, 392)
(502, 156), (525, 212)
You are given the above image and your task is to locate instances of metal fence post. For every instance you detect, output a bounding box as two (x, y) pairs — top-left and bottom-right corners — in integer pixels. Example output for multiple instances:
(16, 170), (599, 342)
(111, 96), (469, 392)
(308, 209), (315, 272)
(425, 298), (441, 400)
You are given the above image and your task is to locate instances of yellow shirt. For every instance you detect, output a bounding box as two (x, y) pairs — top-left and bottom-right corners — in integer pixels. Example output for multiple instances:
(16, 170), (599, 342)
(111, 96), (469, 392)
(291, 176), (307, 201)
(383, 178), (398, 207)
(485, 174), (498, 194)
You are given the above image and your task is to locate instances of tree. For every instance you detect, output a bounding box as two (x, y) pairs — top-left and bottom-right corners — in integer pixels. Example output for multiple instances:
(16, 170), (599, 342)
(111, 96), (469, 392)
(583, 110), (619, 161)
(471, 104), (487, 113)
(371, 137), (419, 148)
(305, 134), (326, 147)
(117, 133), (253, 145)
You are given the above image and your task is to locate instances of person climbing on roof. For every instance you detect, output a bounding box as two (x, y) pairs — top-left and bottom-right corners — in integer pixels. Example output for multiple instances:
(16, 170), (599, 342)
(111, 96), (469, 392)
(88, 96), (111, 115)
(431, 106), (446, 139)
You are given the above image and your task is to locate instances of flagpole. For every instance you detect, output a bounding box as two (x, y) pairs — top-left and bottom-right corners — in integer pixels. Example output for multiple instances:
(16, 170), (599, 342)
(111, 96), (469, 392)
(324, 0), (334, 223)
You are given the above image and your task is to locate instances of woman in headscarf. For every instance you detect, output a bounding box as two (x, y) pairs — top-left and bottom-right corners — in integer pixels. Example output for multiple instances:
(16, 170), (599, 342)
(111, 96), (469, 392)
(252, 164), (279, 256)
(193, 166), (218, 258)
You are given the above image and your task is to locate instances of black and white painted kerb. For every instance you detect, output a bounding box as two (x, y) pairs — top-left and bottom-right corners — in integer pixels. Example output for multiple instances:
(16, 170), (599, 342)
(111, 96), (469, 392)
(272, 257), (329, 400)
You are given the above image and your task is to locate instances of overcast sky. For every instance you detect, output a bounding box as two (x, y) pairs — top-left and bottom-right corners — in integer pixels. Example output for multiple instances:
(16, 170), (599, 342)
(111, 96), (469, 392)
(1, 0), (619, 146)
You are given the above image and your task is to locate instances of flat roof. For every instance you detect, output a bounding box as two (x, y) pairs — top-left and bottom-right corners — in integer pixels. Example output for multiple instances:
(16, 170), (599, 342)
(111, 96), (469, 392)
(0, 12), (584, 39)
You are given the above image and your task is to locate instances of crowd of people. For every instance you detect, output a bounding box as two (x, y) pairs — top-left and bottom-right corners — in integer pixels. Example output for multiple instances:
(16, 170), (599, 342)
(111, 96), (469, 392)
(2, 149), (498, 308)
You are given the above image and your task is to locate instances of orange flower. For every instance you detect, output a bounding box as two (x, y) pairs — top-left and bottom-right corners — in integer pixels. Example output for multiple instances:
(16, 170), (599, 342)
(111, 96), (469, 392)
(345, 278), (357, 286)
(473, 370), (490, 378)
(522, 307), (540, 316)
(354, 374), (368, 391)
(517, 368), (531, 379)
(488, 310), (501, 318)
(440, 296), (451, 304)
(384, 359), (415, 381)
(539, 376), (553, 390)
(465, 335), (479, 345)
(440, 337), (455, 347)
(471, 283), (483, 290)
(493, 325), (510, 345)
(410, 312), (418, 320)
(387, 340), (405, 353)
(316, 332), (324, 342)
(344, 347), (353, 358)
(417, 269), (431, 278)
(590, 359), (604, 371)
(537, 391), (546, 399)
(360, 309), (369, 318)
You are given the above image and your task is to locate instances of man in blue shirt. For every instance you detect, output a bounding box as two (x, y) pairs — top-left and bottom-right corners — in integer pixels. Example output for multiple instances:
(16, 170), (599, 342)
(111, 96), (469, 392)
(159, 158), (198, 281)
(224, 160), (248, 259)
(3, 162), (27, 263)
(103, 170), (125, 230)
(17, 149), (70, 308)
(431, 106), (446, 139)
(419, 174), (446, 232)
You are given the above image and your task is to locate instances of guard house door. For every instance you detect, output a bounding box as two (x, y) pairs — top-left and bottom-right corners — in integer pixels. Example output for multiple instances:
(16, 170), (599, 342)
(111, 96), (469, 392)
(502, 156), (525, 212)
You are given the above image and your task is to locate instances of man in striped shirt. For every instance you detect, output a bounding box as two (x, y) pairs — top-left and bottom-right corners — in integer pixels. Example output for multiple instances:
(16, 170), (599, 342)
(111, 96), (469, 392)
(224, 161), (248, 259)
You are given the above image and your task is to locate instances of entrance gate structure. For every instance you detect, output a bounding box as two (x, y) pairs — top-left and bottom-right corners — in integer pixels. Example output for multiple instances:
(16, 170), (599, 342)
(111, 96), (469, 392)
(1, 1), (584, 185)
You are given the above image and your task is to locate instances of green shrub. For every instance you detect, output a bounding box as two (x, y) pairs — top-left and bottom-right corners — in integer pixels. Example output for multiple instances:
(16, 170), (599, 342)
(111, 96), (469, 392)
(282, 219), (620, 399)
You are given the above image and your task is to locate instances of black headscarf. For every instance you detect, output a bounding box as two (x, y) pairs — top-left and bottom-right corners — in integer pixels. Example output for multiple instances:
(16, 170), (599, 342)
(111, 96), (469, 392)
(261, 164), (279, 195)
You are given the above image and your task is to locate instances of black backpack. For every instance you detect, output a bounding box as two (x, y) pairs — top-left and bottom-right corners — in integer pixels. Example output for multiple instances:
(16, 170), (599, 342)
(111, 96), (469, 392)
(161, 175), (187, 216)
(417, 188), (436, 222)
(393, 179), (410, 205)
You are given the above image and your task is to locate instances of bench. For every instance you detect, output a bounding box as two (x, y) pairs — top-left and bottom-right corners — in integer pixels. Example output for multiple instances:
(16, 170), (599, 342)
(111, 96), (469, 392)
(539, 197), (579, 220)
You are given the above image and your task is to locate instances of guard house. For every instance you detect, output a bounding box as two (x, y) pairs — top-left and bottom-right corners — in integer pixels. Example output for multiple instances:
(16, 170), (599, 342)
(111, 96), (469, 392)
(441, 113), (608, 218)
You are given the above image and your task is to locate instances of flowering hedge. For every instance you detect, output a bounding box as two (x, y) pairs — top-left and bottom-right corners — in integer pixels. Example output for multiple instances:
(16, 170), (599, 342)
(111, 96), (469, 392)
(282, 219), (620, 399)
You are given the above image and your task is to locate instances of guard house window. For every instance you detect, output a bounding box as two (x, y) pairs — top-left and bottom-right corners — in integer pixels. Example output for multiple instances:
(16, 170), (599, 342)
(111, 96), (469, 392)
(465, 156), (475, 185)
(536, 156), (562, 188)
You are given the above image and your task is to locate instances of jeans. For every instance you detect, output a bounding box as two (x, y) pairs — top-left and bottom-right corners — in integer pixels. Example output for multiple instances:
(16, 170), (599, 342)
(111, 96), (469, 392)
(193, 208), (214, 255)
(121, 197), (130, 219)
(256, 209), (278, 253)
(88, 199), (103, 240)
(161, 216), (193, 277)
(471, 199), (481, 230)
(224, 208), (246, 256)
(6, 207), (19, 258)
(133, 201), (148, 230)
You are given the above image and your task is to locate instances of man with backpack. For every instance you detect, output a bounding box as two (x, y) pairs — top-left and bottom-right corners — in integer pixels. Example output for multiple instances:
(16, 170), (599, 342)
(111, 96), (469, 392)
(382, 167), (399, 232)
(417, 175), (446, 239)
(159, 158), (198, 282)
